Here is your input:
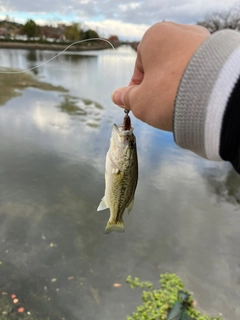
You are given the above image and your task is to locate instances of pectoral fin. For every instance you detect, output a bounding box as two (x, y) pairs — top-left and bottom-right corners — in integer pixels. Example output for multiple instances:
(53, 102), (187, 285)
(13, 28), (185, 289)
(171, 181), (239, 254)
(97, 197), (108, 211)
(127, 197), (134, 214)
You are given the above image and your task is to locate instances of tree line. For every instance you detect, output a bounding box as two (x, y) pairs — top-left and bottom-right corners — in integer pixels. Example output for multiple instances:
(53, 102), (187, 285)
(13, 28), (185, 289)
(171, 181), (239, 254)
(197, 5), (240, 33)
(22, 19), (100, 41)
(0, 18), (100, 41)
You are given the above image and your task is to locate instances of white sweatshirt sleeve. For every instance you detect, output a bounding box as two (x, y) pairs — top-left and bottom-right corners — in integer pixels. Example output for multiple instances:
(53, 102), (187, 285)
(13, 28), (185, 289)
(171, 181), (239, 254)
(173, 29), (240, 173)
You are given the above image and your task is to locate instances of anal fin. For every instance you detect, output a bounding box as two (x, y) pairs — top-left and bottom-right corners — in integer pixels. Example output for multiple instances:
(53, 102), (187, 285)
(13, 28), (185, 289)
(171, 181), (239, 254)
(97, 197), (108, 211)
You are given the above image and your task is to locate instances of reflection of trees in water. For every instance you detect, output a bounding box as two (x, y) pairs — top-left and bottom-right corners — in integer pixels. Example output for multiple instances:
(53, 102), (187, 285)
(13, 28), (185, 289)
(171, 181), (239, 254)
(0, 155), (107, 320)
(26, 50), (38, 75)
(27, 50), (37, 62)
(204, 167), (240, 205)
(0, 144), (151, 319)
(62, 54), (97, 64)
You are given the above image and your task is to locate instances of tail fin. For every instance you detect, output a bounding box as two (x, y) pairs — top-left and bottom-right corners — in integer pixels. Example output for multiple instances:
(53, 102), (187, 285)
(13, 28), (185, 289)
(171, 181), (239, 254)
(104, 220), (125, 234)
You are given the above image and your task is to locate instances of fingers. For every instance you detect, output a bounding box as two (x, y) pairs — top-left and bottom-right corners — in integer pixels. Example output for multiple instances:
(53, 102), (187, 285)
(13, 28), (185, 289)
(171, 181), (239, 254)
(112, 84), (150, 128)
(111, 85), (137, 109)
(111, 46), (144, 108)
(111, 87), (126, 107)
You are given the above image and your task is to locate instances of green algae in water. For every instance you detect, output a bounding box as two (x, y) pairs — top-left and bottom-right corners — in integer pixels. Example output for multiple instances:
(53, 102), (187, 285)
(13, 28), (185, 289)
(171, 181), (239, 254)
(0, 67), (67, 106)
(56, 94), (103, 128)
(126, 273), (222, 320)
(83, 98), (103, 109)
(57, 95), (87, 116)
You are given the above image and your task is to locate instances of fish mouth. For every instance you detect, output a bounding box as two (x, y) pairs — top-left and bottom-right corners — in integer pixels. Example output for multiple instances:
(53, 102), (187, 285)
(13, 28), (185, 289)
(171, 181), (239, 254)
(113, 124), (133, 137)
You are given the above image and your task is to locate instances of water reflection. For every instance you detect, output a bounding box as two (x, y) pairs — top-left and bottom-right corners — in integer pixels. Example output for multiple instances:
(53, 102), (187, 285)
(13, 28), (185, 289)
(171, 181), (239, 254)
(0, 159), (108, 320)
(63, 53), (98, 63)
(26, 50), (38, 74)
(0, 69), (65, 106)
(0, 47), (240, 320)
(0, 88), (133, 319)
(0, 46), (136, 111)
(203, 166), (240, 206)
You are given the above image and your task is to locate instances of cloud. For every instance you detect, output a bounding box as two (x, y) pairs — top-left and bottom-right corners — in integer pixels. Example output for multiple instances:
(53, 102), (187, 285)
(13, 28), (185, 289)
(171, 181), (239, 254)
(32, 100), (73, 133)
(84, 19), (150, 40)
(118, 2), (141, 12)
(1, 0), (240, 39)
(3, 0), (240, 23)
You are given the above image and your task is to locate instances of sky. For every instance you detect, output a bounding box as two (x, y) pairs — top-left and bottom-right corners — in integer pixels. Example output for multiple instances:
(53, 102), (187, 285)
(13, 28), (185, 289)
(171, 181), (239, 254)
(0, 0), (239, 40)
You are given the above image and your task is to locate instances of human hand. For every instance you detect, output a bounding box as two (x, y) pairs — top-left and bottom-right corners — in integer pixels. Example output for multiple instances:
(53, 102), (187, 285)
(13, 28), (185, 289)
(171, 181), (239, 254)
(112, 22), (210, 131)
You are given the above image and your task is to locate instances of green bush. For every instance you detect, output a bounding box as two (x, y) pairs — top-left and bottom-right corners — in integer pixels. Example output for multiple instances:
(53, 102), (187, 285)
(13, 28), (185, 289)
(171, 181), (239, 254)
(126, 273), (222, 320)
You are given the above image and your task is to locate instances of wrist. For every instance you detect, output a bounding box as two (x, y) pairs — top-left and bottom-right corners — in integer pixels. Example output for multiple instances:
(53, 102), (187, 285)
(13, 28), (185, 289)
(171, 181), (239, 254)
(173, 29), (240, 166)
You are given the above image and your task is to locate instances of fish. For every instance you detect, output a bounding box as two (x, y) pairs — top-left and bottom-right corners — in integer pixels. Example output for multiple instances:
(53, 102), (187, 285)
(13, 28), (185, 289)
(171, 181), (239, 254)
(97, 116), (138, 233)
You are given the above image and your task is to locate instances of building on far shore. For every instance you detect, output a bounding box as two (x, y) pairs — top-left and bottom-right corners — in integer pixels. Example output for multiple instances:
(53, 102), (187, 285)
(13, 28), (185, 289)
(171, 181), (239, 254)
(0, 27), (8, 38)
(41, 25), (66, 42)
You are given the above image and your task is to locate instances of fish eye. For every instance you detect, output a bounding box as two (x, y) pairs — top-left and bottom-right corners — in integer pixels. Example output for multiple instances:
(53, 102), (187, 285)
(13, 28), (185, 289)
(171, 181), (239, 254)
(129, 141), (135, 149)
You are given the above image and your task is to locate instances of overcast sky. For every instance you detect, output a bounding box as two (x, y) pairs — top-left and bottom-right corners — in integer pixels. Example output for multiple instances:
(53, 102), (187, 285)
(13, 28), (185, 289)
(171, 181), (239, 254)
(0, 0), (239, 40)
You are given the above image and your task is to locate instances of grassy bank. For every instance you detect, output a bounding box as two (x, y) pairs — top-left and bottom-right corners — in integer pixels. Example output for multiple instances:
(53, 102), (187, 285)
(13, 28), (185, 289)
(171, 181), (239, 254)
(0, 39), (120, 51)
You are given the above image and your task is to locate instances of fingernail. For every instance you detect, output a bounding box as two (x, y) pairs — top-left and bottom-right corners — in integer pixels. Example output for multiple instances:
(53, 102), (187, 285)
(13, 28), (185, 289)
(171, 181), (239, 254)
(111, 89), (125, 107)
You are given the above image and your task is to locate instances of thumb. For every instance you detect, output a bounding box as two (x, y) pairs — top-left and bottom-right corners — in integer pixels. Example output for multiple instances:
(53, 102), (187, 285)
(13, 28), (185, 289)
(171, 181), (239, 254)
(111, 86), (138, 110)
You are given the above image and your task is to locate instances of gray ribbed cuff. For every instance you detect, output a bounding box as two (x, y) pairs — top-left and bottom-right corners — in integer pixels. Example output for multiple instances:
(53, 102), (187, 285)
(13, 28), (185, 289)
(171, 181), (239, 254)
(173, 30), (240, 159)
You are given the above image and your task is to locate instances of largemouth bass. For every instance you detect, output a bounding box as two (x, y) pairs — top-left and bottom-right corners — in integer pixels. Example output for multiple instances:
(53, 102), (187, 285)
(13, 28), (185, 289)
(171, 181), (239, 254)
(97, 117), (138, 233)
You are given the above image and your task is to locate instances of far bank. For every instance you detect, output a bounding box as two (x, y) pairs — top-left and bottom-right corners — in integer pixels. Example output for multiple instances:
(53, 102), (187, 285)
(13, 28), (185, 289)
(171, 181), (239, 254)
(0, 41), (121, 51)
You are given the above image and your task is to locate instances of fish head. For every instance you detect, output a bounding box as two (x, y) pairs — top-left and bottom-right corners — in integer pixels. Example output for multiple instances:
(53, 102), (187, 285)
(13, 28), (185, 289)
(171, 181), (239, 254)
(110, 124), (137, 161)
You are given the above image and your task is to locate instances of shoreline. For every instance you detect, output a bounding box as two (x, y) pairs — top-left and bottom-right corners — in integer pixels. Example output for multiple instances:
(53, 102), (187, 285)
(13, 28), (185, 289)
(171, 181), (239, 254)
(0, 41), (121, 51)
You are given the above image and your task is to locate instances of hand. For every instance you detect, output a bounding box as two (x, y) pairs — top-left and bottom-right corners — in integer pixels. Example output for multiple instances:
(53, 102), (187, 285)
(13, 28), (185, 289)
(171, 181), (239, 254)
(112, 22), (210, 131)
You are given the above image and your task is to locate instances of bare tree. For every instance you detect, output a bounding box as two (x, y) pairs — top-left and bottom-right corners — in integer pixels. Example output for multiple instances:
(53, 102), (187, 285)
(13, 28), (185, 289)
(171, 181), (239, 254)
(197, 5), (240, 33)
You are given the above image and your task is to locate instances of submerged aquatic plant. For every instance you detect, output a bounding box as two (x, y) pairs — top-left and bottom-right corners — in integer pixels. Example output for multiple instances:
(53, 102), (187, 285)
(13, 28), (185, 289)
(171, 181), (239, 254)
(126, 273), (222, 320)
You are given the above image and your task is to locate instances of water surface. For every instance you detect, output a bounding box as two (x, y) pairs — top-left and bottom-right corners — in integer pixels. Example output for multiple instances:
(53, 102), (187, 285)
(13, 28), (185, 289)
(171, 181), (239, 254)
(0, 46), (240, 319)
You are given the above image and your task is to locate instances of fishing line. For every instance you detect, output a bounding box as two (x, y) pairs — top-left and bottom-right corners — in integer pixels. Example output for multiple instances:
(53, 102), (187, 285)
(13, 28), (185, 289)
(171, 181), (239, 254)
(0, 38), (133, 76)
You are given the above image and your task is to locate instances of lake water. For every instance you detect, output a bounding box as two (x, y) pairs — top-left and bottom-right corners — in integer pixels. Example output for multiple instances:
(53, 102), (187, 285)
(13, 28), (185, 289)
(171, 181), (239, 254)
(0, 46), (240, 320)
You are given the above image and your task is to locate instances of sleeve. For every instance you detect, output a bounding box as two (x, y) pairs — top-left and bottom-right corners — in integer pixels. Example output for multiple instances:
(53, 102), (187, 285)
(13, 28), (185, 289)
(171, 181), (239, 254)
(173, 29), (240, 174)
